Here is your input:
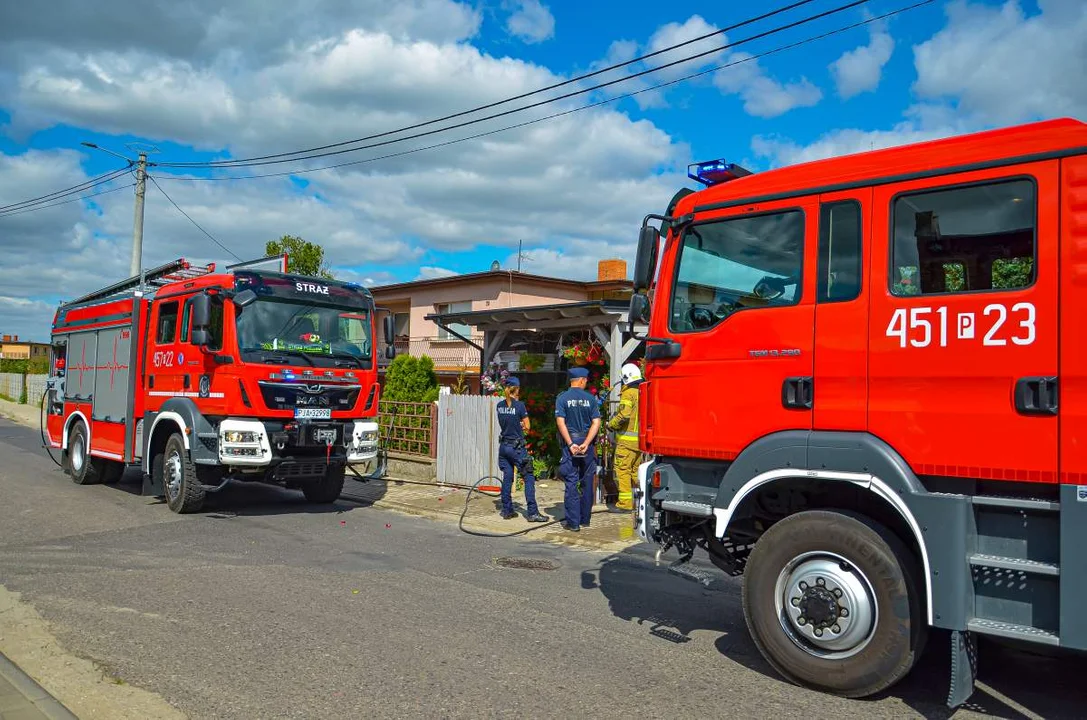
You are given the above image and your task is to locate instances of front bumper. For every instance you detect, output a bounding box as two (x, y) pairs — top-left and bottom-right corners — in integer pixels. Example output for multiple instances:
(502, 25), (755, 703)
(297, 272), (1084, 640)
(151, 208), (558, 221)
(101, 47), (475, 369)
(216, 418), (378, 467)
(346, 420), (379, 465)
(635, 459), (654, 542)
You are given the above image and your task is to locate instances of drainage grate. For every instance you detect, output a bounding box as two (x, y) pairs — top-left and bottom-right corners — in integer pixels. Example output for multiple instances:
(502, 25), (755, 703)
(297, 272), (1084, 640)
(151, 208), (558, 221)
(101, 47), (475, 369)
(493, 556), (560, 571)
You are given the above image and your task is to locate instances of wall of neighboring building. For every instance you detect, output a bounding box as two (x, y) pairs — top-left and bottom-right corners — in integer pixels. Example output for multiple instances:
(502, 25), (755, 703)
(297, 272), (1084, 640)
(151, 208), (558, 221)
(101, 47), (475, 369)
(0, 341), (49, 361)
(372, 276), (592, 341)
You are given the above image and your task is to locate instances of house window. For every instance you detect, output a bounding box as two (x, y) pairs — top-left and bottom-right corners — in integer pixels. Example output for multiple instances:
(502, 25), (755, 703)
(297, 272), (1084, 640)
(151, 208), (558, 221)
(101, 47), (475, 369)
(393, 313), (410, 337)
(436, 302), (472, 340)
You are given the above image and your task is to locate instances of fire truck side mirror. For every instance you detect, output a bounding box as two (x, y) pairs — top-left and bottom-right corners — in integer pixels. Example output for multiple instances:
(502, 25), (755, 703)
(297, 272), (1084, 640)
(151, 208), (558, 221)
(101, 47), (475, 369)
(383, 315), (395, 346)
(633, 224), (660, 293)
(628, 294), (650, 324)
(191, 294), (211, 329)
(234, 289), (257, 308)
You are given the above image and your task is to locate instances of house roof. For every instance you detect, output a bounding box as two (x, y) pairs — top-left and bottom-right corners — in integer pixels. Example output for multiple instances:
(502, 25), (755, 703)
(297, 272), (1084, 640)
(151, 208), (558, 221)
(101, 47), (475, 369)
(426, 299), (629, 330)
(369, 269), (631, 296)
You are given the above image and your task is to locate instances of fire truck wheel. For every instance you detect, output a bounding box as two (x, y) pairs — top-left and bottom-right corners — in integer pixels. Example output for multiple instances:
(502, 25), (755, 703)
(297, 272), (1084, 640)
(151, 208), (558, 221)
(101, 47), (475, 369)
(66, 422), (102, 485)
(161, 433), (206, 513)
(741, 509), (924, 699)
(302, 465), (345, 504)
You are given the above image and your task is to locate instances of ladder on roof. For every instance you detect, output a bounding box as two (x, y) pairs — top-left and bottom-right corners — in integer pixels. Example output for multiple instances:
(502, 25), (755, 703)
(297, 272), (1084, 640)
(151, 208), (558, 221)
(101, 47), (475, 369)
(65, 258), (216, 306)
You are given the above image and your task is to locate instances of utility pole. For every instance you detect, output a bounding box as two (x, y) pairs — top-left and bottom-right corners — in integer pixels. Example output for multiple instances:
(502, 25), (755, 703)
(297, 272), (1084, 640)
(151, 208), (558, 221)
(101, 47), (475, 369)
(80, 142), (158, 278)
(130, 152), (147, 277)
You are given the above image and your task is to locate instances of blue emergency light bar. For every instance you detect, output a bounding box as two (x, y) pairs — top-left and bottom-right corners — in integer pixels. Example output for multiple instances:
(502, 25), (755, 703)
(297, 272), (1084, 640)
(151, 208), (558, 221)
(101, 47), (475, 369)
(687, 159), (753, 186)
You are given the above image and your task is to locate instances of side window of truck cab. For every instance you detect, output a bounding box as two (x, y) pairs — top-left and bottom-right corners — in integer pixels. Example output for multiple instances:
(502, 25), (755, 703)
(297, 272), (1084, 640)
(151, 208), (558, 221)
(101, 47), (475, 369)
(156, 302), (179, 344)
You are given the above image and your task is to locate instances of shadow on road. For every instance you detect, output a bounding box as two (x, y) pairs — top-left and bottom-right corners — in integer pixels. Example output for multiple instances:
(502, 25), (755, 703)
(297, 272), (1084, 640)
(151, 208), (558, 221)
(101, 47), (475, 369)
(105, 466), (388, 518)
(584, 547), (1087, 719)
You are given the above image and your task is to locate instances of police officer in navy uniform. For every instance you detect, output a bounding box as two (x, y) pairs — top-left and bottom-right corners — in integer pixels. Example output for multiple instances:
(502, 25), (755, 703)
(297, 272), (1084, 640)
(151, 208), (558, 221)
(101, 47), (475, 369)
(554, 367), (601, 532)
(496, 377), (548, 522)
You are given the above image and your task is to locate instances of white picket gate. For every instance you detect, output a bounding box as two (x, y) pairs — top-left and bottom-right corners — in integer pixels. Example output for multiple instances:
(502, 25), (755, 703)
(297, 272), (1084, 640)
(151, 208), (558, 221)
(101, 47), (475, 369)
(436, 394), (502, 486)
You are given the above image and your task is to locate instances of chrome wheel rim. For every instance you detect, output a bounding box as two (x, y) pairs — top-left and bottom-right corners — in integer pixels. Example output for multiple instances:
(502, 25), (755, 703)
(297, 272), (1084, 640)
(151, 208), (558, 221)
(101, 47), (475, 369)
(71, 434), (84, 473)
(774, 551), (878, 659)
(165, 450), (183, 500)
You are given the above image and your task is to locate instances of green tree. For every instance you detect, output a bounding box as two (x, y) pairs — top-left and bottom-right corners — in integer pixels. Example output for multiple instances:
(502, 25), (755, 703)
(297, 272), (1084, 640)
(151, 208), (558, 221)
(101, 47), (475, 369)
(383, 354), (440, 403)
(266, 235), (334, 279)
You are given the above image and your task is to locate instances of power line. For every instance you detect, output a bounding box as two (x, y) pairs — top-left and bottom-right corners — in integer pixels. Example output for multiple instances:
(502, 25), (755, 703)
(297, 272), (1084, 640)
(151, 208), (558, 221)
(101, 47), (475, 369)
(156, 1), (930, 184)
(0, 181), (136, 218)
(146, 173), (241, 260)
(159, 0), (871, 170)
(0, 167), (132, 213)
(160, 1), (820, 169)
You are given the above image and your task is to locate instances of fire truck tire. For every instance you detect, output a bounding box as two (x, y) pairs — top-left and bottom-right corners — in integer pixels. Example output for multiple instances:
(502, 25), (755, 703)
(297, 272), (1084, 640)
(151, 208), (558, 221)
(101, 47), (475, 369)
(66, 422), (102, 485)
(302, 465), (346, 504)
(160, 433), (206, 513)
(741, 509), (925, 699)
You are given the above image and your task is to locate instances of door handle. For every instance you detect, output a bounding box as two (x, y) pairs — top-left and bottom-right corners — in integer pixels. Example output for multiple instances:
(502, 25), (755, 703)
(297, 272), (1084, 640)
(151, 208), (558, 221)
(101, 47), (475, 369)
(1014, 376), (1058, 415)
(782, 376), (813, 410)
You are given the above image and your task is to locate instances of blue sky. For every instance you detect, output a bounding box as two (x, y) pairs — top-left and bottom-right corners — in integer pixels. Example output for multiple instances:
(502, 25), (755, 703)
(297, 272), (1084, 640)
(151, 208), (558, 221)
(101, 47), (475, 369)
(0, 0), (1083, 340)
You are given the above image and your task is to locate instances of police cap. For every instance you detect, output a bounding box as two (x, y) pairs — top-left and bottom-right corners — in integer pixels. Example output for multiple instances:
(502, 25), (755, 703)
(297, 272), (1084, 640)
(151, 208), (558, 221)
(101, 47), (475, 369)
(505, 376), (520, 387)
(567, 367), (589, 379)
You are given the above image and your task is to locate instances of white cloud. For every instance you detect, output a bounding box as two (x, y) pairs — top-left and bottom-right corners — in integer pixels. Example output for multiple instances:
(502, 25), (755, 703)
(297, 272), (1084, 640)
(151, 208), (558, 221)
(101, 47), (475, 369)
(505, 0), (555, 44)
(752, 0), (1087, 168)
(912, 0), (1087, 125)
(0, 3), (695, 337)
(713, 54), (822, 118)
(415, 266), (458, 280)
(751, 121), (956, 166)
(596, 15), (822, 117)
(830, 24), (894, 99)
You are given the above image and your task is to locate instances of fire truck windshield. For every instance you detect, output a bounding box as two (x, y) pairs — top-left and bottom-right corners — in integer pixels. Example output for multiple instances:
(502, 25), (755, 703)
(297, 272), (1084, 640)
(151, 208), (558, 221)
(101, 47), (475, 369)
(670, 210), (804, 332)
(235, 298), (372, 367)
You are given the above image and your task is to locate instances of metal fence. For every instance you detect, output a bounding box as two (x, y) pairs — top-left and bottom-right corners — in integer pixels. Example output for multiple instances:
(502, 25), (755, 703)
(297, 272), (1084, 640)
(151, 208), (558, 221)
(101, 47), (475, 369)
(377, 400), (438, 457)
(0, 373), (24, 401)
(436, 394), (500, 486)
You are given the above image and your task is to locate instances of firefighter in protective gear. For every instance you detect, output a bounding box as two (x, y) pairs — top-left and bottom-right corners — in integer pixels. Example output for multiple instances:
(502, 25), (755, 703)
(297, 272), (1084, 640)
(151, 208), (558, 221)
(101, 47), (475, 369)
(606, 362), (643, 512)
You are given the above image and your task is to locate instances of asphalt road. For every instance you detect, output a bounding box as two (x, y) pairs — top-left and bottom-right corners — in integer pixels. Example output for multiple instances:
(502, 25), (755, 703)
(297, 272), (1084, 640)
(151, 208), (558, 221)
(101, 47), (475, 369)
(0, 418), (1083, 719)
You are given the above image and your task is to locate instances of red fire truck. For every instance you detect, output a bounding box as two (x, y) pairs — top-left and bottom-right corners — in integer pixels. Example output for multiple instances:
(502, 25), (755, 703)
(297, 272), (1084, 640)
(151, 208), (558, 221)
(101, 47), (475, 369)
(44, 255), (395, 513)
(628, 117), (1087, 707)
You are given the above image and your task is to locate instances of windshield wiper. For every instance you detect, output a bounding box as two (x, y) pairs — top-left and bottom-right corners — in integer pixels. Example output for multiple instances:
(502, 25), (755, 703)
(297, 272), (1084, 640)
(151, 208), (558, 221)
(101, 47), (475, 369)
(255, 349), (317, 366)
(326, 351), (366, 368)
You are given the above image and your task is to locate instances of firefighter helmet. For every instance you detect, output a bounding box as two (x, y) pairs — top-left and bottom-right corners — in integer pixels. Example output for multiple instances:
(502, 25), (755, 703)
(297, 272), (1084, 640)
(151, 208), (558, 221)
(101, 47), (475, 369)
(621, 363), (642, 385)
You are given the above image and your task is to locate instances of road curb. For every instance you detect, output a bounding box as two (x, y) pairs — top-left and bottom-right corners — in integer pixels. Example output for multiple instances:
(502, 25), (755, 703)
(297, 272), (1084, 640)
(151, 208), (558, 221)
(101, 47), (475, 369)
(0, 651), (80, 720)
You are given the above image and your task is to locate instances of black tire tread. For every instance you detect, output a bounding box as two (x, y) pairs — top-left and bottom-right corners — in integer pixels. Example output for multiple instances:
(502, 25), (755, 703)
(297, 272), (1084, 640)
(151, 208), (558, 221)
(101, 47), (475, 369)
(741, 509), (925, 699)
(68, 422), (102, 485)
(163, 433), (205, 513)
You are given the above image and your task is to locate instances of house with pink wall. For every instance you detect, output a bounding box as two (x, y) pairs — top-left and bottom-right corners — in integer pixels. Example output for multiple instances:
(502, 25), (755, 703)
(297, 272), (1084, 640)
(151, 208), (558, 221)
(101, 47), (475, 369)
(372, 259), (632, 390)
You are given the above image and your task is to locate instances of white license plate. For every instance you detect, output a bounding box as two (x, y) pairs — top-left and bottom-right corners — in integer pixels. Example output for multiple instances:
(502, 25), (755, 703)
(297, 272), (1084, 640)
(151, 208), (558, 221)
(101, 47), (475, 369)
(294, 407), (332, 420)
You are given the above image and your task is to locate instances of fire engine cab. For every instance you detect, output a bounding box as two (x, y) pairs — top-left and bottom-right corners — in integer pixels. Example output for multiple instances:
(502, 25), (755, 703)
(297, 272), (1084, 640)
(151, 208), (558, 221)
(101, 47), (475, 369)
(44, 255), (395, 514)
(628, 118), (1087, 707)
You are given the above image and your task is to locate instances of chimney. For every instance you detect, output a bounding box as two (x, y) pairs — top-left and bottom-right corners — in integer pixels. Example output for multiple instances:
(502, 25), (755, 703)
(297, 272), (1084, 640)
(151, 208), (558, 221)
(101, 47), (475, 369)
(1, 335), (10, 342)
(597, 259), (627, 282)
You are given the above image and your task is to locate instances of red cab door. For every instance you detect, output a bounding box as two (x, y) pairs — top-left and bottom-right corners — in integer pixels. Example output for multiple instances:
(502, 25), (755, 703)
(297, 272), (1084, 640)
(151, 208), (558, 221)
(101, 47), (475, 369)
(868, 162), (1060, 484)
(645, 197), (818, 460)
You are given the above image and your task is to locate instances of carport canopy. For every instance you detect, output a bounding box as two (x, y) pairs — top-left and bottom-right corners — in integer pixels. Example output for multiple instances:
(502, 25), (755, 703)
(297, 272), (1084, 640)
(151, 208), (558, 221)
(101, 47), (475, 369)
(425, 300), (644, 399)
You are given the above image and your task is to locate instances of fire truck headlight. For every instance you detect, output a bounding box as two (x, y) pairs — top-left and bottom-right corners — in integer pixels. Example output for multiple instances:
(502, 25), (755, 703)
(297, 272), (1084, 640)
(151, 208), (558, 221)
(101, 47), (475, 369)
(357, 430), (377, 444)
(218, 420), (271, 466)
(223, 430), (260, 444)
